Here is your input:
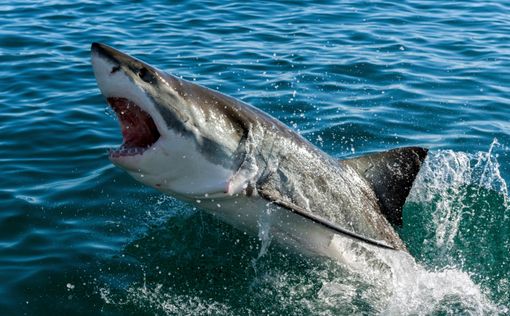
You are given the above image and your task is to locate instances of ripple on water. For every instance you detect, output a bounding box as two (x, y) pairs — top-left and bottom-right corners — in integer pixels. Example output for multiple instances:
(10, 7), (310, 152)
(1, 0), (510, 314)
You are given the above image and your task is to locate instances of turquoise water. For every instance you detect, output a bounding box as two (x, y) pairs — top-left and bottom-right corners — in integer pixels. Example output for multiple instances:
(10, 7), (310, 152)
(1, 0), (510, 314)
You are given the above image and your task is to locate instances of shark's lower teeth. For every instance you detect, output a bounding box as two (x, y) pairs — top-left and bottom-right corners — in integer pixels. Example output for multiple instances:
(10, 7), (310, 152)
(109, 146), (147, 157)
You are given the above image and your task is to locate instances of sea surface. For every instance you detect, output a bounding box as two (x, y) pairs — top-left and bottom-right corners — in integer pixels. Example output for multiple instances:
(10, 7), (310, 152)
(1, 1), (509, 315)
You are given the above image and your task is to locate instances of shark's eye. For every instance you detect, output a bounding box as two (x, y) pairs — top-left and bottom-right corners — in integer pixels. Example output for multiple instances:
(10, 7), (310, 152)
(138, 67), (155, 83)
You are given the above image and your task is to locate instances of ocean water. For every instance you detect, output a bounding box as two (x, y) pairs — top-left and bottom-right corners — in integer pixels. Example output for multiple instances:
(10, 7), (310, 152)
(1, 0), (509, 315)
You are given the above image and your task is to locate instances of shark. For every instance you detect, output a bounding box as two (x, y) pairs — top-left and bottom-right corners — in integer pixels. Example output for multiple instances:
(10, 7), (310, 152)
(91, 42), (427, 261)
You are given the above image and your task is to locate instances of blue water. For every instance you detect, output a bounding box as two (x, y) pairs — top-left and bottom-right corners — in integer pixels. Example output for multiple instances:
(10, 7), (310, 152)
(1, 1), (509, 315)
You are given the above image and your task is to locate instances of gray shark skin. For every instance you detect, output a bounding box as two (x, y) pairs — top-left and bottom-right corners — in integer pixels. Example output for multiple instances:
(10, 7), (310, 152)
(91, 42), (427, 259)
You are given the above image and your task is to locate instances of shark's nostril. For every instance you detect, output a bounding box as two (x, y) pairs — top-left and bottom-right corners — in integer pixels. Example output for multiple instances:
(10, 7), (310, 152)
(110, 66), (120, 74)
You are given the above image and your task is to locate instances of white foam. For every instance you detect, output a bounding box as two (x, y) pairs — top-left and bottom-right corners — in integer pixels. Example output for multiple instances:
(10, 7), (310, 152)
(380, 252), (500, 315)
(99, 283), (235, 315)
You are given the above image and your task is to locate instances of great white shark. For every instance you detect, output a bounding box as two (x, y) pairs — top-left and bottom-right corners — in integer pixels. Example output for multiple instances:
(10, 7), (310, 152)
(91, 42), (427, 261)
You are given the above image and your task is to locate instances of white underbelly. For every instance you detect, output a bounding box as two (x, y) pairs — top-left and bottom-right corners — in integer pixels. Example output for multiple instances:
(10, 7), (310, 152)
(196, 195), (396, 266)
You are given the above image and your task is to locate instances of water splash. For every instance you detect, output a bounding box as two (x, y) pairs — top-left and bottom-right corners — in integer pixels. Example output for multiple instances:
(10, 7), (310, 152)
(380, 252), (502, 315)
(397, 140), (510, 313)
(99, 283), (235, 315)
(257, 208), (274, 259)
(408, 139), (509, 254)
(411, 149), (472, 251)
(323, 238), (501, 314)
(473, 139), (509, 208)
(251, 207), (273, 277)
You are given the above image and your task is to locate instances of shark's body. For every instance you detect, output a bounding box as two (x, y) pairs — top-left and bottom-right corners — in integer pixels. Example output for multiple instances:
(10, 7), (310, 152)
(91, 43), (427, 261)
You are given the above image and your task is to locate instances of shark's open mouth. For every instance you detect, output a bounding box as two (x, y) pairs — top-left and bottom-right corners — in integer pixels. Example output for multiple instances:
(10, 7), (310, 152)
(107, 97), (160, 157)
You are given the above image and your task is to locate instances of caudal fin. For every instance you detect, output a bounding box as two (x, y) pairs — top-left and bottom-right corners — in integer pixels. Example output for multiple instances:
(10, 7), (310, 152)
(344, 147), (428, 226)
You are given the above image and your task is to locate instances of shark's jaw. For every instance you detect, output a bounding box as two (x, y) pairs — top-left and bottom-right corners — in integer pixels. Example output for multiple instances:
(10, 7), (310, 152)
(91, 43), (243, 198)
(106, 97), (161, 158)
(90, 42), (173, 177)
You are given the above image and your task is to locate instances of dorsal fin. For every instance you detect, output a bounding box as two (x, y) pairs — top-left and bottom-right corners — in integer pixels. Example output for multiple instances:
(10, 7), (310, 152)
(343, 147), (428, 226)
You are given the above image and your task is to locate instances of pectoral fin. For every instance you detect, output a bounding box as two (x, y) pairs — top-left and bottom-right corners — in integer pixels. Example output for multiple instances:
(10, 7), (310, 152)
(258, 188), (396, 250)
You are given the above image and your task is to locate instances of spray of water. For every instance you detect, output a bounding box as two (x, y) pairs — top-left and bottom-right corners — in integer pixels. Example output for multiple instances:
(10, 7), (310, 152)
(378, 139), (510, 314)
(99, 284), (236, 315)
(408, 139), (508, 253)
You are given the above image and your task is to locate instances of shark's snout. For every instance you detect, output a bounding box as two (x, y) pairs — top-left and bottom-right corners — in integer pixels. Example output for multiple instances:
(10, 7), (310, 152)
(91, 42), (123, 66)
(91, 43), (163, 161)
